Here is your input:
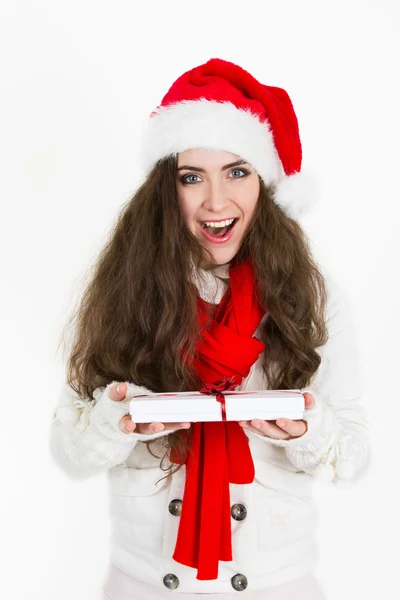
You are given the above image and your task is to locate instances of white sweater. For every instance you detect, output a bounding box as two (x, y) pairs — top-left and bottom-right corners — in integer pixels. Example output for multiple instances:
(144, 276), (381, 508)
(49, 269), (371, 595)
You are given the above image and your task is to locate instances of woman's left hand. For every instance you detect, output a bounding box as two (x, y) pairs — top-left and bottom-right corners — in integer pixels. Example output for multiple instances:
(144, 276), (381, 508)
(238, 392), (315, 440)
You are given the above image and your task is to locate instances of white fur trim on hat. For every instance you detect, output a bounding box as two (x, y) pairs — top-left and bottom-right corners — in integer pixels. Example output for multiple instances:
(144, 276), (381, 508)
(140, 99), (317, 220)
(141, 99), (285, 184)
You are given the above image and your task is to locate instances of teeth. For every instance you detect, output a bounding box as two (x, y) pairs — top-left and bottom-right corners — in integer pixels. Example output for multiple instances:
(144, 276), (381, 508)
(202, 218), (235, 228)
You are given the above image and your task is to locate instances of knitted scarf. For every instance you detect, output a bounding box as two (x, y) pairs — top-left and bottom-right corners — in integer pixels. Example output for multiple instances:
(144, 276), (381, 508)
(171, 258), (266, 580)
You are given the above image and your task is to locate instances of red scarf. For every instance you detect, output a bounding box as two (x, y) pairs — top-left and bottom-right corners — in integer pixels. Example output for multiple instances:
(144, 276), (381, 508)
(171, 258), (266, 580)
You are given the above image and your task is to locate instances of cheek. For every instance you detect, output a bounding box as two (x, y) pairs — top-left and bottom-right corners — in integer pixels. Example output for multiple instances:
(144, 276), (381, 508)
(178, 189), (203, 228)
(239, 179), (260, 218)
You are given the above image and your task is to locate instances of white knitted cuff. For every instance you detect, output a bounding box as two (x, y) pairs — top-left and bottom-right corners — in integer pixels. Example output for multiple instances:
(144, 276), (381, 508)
(91, 382), (176, 443)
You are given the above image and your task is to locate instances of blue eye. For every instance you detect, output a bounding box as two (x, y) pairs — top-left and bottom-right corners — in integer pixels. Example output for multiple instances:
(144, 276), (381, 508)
(180, 174), (201, 184)
(229, 168), (248, 178)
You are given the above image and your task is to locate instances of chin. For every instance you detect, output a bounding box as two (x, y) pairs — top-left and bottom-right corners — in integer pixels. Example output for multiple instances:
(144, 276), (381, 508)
(209, 247), (239, 265)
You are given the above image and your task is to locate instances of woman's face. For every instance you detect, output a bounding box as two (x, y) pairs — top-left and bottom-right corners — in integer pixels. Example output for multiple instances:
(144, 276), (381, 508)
(177, 149), (260, 266)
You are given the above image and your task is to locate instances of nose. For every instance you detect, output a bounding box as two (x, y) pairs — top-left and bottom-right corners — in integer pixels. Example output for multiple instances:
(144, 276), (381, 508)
(202, 180), (231, 213)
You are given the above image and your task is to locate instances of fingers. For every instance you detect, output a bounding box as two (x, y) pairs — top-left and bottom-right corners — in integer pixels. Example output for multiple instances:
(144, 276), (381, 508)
(118, 416), (192, 435)
(303, 392), (315, 409)
(108, 382), (127, 402)
(137, 422), (191, 435)
(276, 418), (308, 437)
(239, 419), (291, 439)
(238, 418), (307, 440)
(119, 414), (137, 433)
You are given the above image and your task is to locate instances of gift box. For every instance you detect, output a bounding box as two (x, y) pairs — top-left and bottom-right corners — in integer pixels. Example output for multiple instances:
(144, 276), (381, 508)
(129, 389), (305, 423)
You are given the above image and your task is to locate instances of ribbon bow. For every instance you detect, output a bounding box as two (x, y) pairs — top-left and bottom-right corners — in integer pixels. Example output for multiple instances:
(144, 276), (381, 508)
(199, 376), (236, 422)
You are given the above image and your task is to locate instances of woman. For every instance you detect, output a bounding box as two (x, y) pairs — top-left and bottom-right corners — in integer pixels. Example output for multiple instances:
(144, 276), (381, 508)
(50, 58), (371, 599)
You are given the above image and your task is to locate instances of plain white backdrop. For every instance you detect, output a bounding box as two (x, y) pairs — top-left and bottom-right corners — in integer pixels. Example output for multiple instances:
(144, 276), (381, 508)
(1, 1), (399, 598)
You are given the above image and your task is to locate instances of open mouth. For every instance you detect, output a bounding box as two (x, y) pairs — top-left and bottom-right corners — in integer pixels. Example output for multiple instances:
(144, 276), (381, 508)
(200, 218), (238, 240)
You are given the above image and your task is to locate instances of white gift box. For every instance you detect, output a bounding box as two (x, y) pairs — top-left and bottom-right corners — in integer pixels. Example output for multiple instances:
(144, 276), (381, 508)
(129, 390), (305, 423)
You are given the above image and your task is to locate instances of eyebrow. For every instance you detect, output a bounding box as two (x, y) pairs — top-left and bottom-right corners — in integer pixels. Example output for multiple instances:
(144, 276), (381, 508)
(177, 159), (249, 172)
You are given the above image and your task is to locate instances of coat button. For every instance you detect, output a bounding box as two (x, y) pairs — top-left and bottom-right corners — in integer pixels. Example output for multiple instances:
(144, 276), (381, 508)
(231, 503), (247, 521)
(163, 573), (180, 590)
(231, 573), (248, 591)
(168, 499), (183, 516)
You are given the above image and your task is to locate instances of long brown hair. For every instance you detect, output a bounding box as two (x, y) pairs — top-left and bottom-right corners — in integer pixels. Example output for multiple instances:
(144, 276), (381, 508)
(58, 154), (328, 468)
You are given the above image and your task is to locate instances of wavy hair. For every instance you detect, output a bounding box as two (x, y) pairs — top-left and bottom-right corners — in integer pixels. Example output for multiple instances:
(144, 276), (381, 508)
(58, 154), (328, 470)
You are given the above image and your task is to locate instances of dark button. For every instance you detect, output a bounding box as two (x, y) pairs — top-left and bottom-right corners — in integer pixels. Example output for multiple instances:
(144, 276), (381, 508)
(231, 503), (247, 521)
(231, 573), (248, 591)
(163, 573), (180, 590)
(168, 499), (183, 516)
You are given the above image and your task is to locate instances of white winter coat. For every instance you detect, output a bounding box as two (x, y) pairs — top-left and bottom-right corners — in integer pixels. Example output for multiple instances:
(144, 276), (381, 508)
(49, 271), (371, 594)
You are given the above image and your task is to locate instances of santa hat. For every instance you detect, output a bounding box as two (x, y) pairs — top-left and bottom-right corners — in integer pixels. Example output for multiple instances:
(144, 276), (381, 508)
(141, 58), (316, 220)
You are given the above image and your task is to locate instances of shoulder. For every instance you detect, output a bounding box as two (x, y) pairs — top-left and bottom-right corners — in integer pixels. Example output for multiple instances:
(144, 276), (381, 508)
(317, 270), (361, 382)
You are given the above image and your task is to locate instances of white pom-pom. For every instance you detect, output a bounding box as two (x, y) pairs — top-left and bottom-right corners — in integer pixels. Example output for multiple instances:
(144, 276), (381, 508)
(272, 171), (319, 220)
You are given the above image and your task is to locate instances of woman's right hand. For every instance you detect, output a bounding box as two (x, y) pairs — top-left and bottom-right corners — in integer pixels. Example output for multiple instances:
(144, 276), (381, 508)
(108, 382), (191, 435)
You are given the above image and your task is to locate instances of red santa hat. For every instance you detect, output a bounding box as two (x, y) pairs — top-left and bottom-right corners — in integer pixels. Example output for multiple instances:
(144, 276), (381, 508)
(141, 58), (317, 220)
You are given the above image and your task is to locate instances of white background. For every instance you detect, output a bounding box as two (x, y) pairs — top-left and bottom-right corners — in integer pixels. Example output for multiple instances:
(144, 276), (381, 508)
(1, 1), (398, 598)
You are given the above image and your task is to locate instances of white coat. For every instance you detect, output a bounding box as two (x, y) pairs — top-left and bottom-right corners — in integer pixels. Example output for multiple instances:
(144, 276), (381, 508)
(49, 270), (371, 595)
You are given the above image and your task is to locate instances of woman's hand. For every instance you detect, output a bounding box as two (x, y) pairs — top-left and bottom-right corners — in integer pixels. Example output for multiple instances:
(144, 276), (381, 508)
(109, 382), (191, 435)
(238, 392), (315, 440)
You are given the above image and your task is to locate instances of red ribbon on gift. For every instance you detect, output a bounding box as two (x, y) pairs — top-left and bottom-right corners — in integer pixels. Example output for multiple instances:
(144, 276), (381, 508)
(199, 376), (237, 422)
